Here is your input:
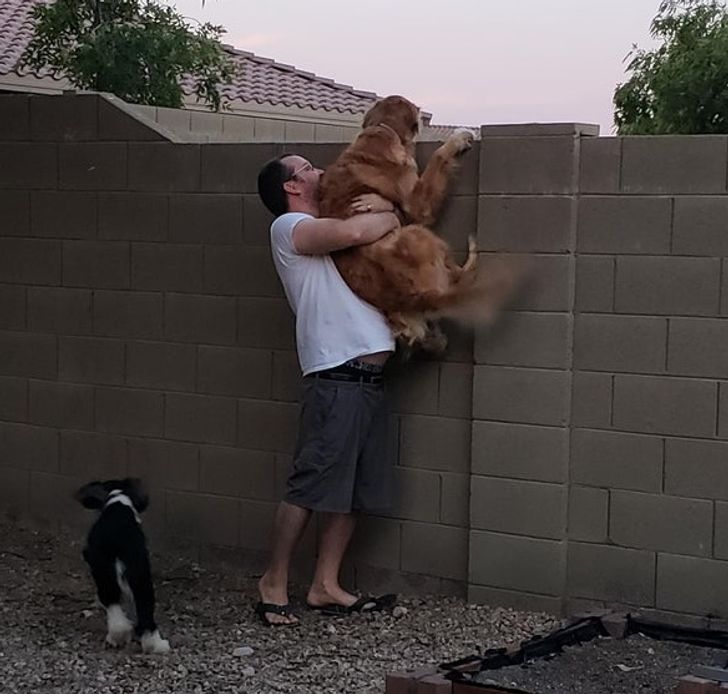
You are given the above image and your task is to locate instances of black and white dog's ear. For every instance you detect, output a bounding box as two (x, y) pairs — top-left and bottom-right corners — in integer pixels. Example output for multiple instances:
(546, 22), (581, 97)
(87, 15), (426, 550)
(74, 481), (108, 510)
(122, 477), (149, 513)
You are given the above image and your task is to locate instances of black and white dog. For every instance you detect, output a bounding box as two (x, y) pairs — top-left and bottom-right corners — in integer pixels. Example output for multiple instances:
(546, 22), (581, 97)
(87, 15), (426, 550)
(75, 478), (170, 654)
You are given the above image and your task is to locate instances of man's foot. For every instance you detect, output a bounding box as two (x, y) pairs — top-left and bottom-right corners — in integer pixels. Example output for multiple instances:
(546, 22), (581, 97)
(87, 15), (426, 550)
(257, 576), (299, 626)
(307, 593), (397, 616)
(306, 583), (360, 611)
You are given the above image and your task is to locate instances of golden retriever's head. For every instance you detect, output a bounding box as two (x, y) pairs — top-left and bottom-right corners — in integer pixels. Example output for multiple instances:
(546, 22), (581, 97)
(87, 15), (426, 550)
(362, 95), (420, 144)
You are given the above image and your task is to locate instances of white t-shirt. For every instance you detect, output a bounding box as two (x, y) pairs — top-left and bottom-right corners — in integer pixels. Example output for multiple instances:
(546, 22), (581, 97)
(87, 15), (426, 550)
(270, 212), (395, 376)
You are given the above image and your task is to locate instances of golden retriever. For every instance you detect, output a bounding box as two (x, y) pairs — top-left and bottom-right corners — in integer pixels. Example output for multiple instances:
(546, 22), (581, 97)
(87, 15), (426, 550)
(319, 95), (514, 348)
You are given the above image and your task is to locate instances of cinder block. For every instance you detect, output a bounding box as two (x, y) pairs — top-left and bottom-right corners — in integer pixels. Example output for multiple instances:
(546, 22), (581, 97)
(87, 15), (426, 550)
(390, 466), (441, 523)
(200, 143), (278, 193)
(385, 671), (416, 694)
(615, 257), (720, 316)
(0, 331), (57, 379)
(283, 120), (315, 142)
(30, 191), (96, 239)
(238, 499), (281, 552)
(98, 97), (164, 141)
(0, 376), (27, 422)
(667, 439), (728, 501)
(467, 584), (562, 614)
(613, 374), (716, 437)
(165, 293), (236, 345)
(669, 318), (728, 378)
(242, 194), (274, 246)
(579, 137), (620, 194)
(575, 255), (614, 313)
(0, 143), (57, 188)
(437, 319), (474, 364)
(164, 393), (237, 445)
(0, 467), (30, 519)
(0, 422), (58, 472)
(0, 191), (29, 235)
(657, 553), (728, 617)
(169, 194), (243, 244)
(93, 290), (162, 339)
(237, 297), (295, 350)
(0, 94), (30, 140)
(574, 314), (667, 373)
(28, 381), (93, 429)
(577, 196), (671, 254)
(416, 674), (452, 694)
(621, 136), (727, 194)
(99, 193), (168, 241)
(401, 522), (467, 581)
(166, 491), (238, 546)
(126, 341), (195, 391)
(389, 362), (440, 416)
(271, 350), (300, 402)
(28, 288), (92, 335)
(507, 254), (571, 311)
(0, 238), (61, 285)
(95, 387), (164, 437)
(221, 114), (255, 140)
(30, 94), (97, 141)
(59, 143), (126, 190)
(189, 110), (223, 137)
(433, 195), (477, 252)
(713, 503), (728, 559)
(480, 136), (576, 194)
(131, 242), (203, 292)
(128, 143), (200, 191)
(400, 415), (470, 473)
(203, 245), (281, 295)
(570, 429), (663, 492)
(673, 197), (728, 256)
(471, 476), (566, 539)
(610, 490), (712, 556)
(471, 421), (567, 482)
(199, 445), (276, 500)
(350, 516), (402, 571)
(62, 240), (129, 289)
(476, 312), (570, 368)
(440, 472), (469, 527)
(60, 430), (128, 479)
(197, 345), (272, 399)
(478, 196), (572, 253)
(567, 542), (655, 605)
(29, 471), (79, 524)
(437, 363), (473, 419)
(59, 336), (124, 385)
(571, 371), (612, 428)
(675, 675), (721, 694)
(469, 530), (565, 595)
(237, 398), (298, 453)
(568, 486), (608, 542)
(0, 286), (26, 330)
(253, 118), (285, 142)
(128, 437), (198, 491)
(156, 106), (190, 133)
(473, 366), (569, 426)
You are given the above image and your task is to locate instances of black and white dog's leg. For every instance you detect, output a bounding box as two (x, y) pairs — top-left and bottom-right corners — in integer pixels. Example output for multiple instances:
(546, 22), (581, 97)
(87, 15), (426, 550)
(88, 554), (134, 647)
(126, 555), (170, 654)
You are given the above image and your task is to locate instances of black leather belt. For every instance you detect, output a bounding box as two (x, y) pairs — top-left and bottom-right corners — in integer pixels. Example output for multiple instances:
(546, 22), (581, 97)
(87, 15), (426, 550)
(308, 359), (384, 385)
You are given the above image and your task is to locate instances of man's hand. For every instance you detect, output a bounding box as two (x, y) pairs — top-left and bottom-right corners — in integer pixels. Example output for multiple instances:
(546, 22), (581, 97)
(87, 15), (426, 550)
(292, 212), (400, 255)
(350, 193), (394, 215)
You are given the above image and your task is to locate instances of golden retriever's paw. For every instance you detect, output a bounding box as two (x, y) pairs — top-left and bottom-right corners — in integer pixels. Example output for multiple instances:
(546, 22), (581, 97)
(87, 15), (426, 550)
(448, 128), (475, 155)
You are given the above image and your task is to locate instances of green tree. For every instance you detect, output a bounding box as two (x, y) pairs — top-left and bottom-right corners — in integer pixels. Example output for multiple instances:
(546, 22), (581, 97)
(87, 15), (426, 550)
(614, 0), (728, 134)
(23, 0), (235, 111)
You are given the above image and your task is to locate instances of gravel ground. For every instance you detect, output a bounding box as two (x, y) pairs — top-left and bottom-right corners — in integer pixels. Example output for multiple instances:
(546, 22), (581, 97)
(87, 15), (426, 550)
(1, 522), (724, 694)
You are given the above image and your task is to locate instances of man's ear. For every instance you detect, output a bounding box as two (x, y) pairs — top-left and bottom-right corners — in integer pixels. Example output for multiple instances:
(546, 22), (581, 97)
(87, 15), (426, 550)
(283, 179), (300, 196)
(74, 482), (107, 510)
(122, 477), (149, 513)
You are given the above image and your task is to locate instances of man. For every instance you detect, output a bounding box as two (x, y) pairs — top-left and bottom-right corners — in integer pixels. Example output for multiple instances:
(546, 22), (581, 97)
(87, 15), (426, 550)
(255, 154), (400, 626)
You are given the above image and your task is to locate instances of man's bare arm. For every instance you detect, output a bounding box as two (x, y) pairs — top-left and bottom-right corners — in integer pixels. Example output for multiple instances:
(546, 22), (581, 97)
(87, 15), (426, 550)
(292, 212), (399, 255)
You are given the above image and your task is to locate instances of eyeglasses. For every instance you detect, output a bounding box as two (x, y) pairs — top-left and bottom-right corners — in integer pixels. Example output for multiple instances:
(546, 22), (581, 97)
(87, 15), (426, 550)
(286, 161), (315, 180)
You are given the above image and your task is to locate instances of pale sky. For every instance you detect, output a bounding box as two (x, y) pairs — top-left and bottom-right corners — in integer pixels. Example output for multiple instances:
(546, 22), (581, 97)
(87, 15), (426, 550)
(167, 0), (662, 135)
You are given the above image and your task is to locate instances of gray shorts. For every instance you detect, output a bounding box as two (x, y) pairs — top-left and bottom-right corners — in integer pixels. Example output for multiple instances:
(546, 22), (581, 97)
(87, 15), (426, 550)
(285, 364), (393, 514)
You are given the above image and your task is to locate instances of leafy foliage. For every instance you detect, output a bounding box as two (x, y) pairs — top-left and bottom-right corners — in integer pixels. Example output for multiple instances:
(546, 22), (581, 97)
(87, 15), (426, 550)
(23, 0), (235, 110)
(614, 0), (728, 134)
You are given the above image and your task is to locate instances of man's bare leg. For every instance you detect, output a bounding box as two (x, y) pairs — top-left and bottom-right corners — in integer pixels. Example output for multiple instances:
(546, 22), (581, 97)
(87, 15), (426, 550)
(306, 512), (358, 607)
(258, 501), (311, 625)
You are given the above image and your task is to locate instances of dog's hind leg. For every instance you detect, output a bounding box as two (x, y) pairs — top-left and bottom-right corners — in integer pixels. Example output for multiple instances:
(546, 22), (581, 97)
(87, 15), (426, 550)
(88, 555), (134, 647)
(124, 553), (170, 654)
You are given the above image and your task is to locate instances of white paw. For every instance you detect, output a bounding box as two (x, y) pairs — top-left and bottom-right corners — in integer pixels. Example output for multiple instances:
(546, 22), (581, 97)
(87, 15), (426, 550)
(141, 630), (171, 655)
(449, 127), (475, 154)
(105, 604), (133, 648)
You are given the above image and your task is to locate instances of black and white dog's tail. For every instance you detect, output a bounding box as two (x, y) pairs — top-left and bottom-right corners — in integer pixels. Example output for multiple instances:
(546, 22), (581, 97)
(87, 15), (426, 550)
(76, 478), (170, 654)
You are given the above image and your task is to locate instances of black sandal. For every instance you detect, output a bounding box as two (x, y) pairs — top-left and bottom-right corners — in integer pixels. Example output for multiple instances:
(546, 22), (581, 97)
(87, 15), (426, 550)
(254, 601), (300, 627)
(307, 593), (397, 616)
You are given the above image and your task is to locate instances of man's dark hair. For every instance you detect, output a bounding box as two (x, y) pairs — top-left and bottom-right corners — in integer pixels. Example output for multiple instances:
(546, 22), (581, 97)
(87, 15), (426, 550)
(257, 154), (294, 217)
